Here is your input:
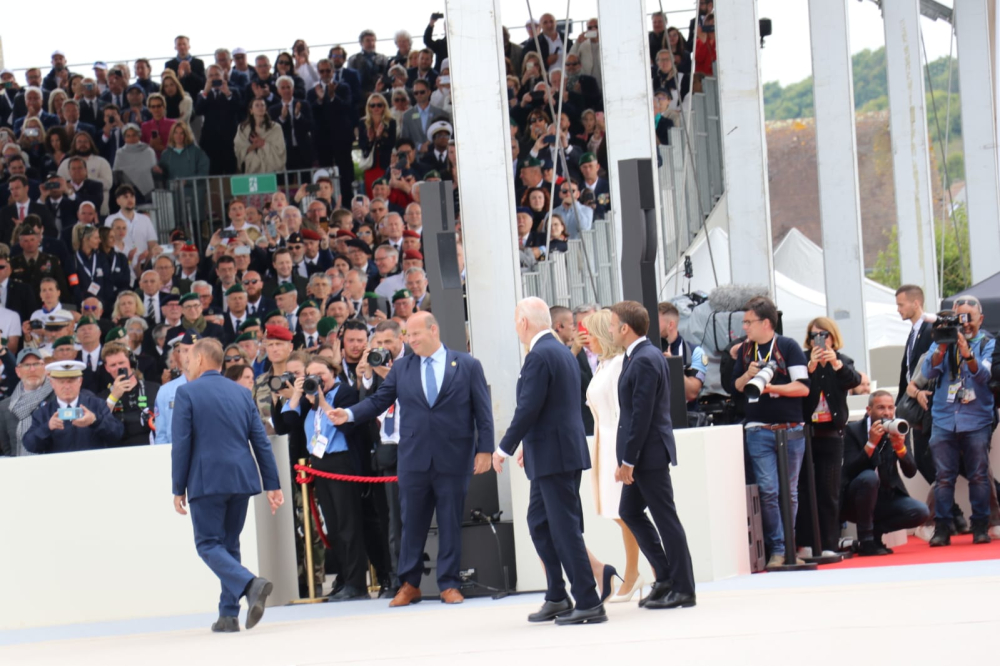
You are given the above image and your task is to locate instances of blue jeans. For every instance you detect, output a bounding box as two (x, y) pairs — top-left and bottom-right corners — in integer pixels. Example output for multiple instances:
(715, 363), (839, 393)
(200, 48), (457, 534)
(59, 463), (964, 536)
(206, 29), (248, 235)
(746, 426), (805, 555)
(930, 425), (993, 523)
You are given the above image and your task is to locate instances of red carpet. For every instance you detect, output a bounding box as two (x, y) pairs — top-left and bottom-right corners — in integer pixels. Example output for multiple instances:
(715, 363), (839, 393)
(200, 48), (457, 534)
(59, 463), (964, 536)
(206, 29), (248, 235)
(820, 534), (1000, 569)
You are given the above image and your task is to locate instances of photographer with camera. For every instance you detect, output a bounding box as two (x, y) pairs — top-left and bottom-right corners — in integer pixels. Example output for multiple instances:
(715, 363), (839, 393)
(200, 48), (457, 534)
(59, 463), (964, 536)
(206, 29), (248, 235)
(281, 356), (367, 601)
(732, 296), (810, 569)
(99, 342), (159, 446)
(840, 390), (928, 555)
(797, 317), (861, 557)
(921, 297), (996, 545)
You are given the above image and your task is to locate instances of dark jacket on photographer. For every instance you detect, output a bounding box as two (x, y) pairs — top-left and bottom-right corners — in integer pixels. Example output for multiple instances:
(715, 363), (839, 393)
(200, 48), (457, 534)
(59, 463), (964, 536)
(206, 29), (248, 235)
(841, 417), (918, 499)
(270, 381), (307, 463)
(802, 350), (861, 433)
(99, 378), (160, 446)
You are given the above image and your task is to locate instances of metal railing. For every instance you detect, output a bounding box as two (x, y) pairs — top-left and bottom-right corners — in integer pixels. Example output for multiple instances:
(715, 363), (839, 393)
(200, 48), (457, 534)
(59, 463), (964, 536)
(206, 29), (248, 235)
(140, 166), (339, 251)
(521, 217), (619, 308)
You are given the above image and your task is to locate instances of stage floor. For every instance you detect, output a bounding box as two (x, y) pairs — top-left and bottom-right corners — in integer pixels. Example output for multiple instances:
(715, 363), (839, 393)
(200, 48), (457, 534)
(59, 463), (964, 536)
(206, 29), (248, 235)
(3, 559), (999, 665)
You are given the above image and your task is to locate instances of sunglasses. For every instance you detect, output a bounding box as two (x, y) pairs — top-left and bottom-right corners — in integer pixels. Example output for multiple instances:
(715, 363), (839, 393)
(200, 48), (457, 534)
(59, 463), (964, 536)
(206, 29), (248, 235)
(954, 298), (980, 308)
(243, 279), (260, 285)
(148, 103), (164, 109)
(369, 103), (385, 108)
(82, 304), (100, 311)
(224, 355), (242, 362)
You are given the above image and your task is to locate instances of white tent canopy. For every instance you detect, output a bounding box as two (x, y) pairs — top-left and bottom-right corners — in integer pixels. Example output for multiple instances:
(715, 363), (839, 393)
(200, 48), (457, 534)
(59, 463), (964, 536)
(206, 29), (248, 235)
(663, 227), (911, 357)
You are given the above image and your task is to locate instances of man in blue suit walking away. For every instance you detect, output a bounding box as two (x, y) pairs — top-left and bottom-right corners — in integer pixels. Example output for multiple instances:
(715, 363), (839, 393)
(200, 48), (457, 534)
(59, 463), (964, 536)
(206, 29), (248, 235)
(609, 300), (695, 610)
(171, 338), (284, 633)
(331, 311), (494, 607)
(493, 297), (605, 625)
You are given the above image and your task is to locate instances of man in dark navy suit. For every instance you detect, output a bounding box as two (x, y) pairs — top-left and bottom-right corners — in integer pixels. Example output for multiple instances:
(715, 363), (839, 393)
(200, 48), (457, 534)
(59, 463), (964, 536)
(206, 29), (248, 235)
(331, 311), (494, 607)
(609, 300), (695, 610)
(494, 297), (604, 625)
(171, 338), (284, 633)
(894, 284), (938, 487)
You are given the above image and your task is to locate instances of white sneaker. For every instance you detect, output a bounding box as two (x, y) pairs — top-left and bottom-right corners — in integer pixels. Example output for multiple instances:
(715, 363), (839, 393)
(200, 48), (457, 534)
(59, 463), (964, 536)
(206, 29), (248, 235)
(820, 550), (839, 557)
(796, 547), (813, 559)
(989, 525), (1000, 539)
(914, 523), (936, 542)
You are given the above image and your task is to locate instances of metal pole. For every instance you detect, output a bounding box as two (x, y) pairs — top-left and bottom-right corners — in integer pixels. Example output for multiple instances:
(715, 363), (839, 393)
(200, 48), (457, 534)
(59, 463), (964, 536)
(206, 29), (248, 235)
(800, 426), (842, 564)
(774, 428), (817, 571)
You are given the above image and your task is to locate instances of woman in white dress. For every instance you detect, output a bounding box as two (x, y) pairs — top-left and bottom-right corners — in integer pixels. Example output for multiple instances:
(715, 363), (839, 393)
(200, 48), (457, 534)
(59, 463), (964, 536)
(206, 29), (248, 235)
(584, 309), (644, 601)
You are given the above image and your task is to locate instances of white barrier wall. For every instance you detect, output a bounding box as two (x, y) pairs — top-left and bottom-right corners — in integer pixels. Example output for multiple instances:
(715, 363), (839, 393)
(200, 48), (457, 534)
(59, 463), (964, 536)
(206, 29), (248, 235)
(0, 441), (296, 631)
(509, 424), (749, 592)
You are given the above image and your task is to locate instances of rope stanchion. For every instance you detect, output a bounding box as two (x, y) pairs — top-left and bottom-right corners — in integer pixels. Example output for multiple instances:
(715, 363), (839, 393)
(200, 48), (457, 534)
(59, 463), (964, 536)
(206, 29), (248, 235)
(288, 458), (327, 605)
(293, 464), (397, 484)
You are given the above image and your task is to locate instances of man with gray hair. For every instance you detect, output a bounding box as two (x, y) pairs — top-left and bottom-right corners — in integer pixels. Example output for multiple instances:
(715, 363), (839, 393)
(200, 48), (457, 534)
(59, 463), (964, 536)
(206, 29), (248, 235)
(494, 297), (604, 624)
(0, 348), (54, 457)
(307, 273), (332, 310)
(371, 244), (406, 302)
(404, 267), (431, 312)
(268, 75), (314, 170)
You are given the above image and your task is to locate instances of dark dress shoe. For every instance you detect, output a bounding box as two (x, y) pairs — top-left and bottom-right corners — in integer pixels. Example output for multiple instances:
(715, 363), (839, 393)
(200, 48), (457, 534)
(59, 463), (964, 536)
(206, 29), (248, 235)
(638, 580), (671, 608)
(528, 598), (574, 622)
(554, 604), (608, 625)
(244, 577), (273, 630)
(329, 585), (370, 601)
(929, 520), (951, 547)
(211, 616), (239, 633)
(857, 540), (892, 557)
(379, 586), (399, 599)
(644, 591), (696, 610)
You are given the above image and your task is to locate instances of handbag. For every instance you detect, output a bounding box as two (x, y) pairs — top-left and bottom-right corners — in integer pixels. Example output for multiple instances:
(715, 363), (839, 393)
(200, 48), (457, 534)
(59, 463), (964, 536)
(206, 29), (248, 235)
(895, 392), (927, 430)
(357, 149), (375, 171)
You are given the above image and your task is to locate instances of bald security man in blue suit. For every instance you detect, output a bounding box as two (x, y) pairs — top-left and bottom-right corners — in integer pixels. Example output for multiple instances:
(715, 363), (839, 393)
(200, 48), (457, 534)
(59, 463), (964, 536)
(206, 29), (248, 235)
(494, 297), (605, 625)
(331, 311), (494, 607)
(171, 338), (284, 633)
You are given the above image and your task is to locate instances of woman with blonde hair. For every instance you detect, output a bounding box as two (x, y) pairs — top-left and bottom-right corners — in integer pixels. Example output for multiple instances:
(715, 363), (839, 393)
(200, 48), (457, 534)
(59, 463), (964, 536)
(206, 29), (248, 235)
(156, 121), (209, 179)
(583, 308), (644, 601)
(798, 316), (861, 557)
(357, 92), (396, 196)
(112, 290), (145, 327)
(47, 89), (68, 120)
(159, 70), (193, 125)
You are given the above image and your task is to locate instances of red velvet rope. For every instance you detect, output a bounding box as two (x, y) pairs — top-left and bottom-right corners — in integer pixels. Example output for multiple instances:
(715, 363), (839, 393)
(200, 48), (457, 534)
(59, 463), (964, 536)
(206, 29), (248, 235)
(294, 464), (398, 484)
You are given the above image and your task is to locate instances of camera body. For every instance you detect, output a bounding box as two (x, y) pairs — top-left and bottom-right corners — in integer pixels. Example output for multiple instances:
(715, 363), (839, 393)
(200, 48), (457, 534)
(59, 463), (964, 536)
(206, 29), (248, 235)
(58, 406), (85, 421)
(302, 375), (322, 395)
(745, 360), (778, 403)
(881, 418), (910, 436)
(431, 11), (444, 20)
(43, 181), (62, 191)
(931, 311), (970, 345)
(30, 319), (44, 330)
(268, 372), (296, 392)
(220, 229), (238, 240)
(367, 348), (391, 367)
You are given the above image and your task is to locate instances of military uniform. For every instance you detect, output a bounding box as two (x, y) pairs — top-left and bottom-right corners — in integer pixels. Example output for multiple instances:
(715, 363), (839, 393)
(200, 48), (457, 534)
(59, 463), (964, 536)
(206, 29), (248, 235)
(10, 252), (70, 296)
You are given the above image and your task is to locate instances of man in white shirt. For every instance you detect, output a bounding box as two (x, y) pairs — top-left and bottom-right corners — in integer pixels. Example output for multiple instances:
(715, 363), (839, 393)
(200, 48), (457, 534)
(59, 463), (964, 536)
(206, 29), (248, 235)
(139, 271), (164, 324)
(381, 214), (405, 254)
(372, 246), (406, 303)
(103, 185), (159, 265)
(0, 304), (22, 354)
(224, 199), (261, 240)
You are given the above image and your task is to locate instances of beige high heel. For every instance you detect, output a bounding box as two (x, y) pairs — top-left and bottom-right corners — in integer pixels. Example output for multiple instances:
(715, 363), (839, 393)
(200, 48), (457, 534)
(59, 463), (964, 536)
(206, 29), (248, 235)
(608, 576), (645, 603)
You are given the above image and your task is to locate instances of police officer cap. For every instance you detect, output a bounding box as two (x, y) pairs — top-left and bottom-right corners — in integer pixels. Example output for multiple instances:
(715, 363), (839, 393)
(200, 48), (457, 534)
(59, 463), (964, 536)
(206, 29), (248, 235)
(47, 360), (86, 378)
(43, 310), (74, 329)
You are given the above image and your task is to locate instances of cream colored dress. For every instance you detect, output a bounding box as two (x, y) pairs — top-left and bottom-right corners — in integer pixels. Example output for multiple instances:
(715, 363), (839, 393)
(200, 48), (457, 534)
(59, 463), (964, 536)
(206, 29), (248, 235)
(586, 353), (625, 519)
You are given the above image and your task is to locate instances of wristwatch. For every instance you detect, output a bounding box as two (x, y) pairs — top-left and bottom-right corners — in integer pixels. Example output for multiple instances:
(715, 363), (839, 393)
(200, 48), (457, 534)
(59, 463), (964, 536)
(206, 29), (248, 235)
(962, 355), (974, 362)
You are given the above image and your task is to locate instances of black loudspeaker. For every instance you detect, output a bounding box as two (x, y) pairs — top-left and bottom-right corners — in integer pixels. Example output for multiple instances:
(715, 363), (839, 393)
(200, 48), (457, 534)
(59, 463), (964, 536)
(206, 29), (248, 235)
(665, 355), (688, 429)
(617, 158), (660, 338)
(463, 469), (500, 526)
(459, 522), (517, 598)
(417, 527), (441, 597)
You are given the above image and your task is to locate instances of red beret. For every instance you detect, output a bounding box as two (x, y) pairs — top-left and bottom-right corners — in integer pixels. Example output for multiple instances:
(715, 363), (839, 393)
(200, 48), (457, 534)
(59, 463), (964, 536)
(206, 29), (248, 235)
(403, 250), (424, 261)
(265, 325), (293, 342)
(336, 229), (357, 238)
(180, 244), (198, 253)
(402, 229), (421, 239)
(301, 229), (322, 241)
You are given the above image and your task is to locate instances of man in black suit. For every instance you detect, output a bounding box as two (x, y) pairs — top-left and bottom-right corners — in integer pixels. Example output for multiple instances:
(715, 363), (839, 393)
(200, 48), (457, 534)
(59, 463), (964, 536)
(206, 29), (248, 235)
(165, 36), (207, 98)
(494, 297), (604, 625)
(263, 248), (309, 301)
(0, 252), (37, 323)
(309, 57), (356, 200)
(609, 300), (695, 610)
(269, 77), (315, 170)
(0, 176), (57, 246)
(195, 66), (242, 176)
(550, 305), (595, 436)
(841, 390), (929, 555)
(895, 284), (936, 485)
(63, 157), (104, 215)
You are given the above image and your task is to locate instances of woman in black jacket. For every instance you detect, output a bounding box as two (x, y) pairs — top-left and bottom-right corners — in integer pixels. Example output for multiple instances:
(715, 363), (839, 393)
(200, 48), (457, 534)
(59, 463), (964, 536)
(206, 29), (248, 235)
(798, 317), (861, 556)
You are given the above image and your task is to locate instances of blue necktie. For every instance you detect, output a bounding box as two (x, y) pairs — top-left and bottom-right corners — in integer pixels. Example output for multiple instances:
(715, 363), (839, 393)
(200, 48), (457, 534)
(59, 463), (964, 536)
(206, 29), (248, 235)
(424, 357), (438, 406)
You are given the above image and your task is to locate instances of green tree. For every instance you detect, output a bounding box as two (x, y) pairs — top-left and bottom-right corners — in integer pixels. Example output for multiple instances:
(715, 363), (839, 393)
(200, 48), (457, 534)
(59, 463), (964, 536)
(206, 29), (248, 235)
(870, 205), (972, 297)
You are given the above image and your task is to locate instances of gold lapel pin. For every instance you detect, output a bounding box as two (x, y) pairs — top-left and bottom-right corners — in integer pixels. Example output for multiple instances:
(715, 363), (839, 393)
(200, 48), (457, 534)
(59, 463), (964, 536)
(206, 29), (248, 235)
(451, 361), (457, 367)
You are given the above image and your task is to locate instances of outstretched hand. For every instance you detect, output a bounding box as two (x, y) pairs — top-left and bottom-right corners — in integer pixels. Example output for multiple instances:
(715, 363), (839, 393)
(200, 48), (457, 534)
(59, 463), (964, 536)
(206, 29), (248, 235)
(492, 451), (505, 474)
(329, 408), (349, 425)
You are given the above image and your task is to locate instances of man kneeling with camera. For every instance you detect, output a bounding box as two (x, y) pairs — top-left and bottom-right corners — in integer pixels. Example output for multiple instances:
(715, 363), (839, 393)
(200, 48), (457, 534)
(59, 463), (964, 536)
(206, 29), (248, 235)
(281, 356), (368, 601)
(841, 390), (929, 555)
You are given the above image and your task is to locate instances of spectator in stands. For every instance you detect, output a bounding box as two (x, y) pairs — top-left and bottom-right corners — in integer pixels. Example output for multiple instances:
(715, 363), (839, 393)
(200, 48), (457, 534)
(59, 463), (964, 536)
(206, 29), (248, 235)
(569, 18), (602, 89)
(840, 390), (929, 555)
(554, 179), (593, 239)
(60, 100), (96, 142)
(578, 151), (609, 220)
(0, 178), (54, 246)
(359, 93), (396, 196)
(274, 53), (307, 100)
(733, 296), (810, 569)
(693, 11), (717, 93)
(653, 50), (689, 103)
(165, 35), (207, 98)
(406, 49), (439, 90)
(113, 124), (157, 203)
(547, 214), (569, 254)
(392, 30), (414, 67)
(649, 12), (669, 63)
(120, 84), (152, 126)
(100, 342), (159, 446)
(62, 132), (113, 213)
(12, 224), (69, 297)
(797, 317), (861, 557)
(418, 121), (452, 179)
(424, 13), (449, 69)
(0, 348), (53, 457)
(140, 94), (174, 159)
(47, 88), (68, 123)
(404, 267), (430, 312)
(196, 65), (241, 175)
(401, 79), (449, 154)
(235, 98), (286, 174)
(269, 76), (314, 170)
(158, 70), (193, 126)
(17, 118), (48, 171)
(133, 58), (159, 97)
(155, 121), (209, 181)
(309, 58), (355, 200)
(98, 102), (125, 165)
(530, 13), (571, 70)
(104, 184), (159, 274)
(292, 41), (320, 90)
(77, 77), (103, 126)
(42, 126), (69, 173)
(922, 296), (995, 546)
(349, 29), (390, 97)
(23, 359), (123, 454)
(13, 87), (58, 134)
(668, 27), (692, 76)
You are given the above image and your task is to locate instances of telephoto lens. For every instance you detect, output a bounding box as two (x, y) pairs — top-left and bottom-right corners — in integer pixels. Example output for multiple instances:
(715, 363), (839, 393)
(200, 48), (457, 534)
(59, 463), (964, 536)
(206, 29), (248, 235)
(745, 361), (778, 402)
(268, 372), (295, 391)
(881, 418), (909, 436)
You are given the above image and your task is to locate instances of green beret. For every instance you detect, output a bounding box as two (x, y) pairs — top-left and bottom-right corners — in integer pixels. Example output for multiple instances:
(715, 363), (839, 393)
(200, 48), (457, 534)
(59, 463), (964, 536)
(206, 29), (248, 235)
(363, 291), (380, 300)
(238, 317), (260, 332)
(235, 331), (257, 343)
(424, 170), (442, 179)
(296, 300), (319, 316)
(179, 293), (200, 305)
(263, 309), (285, 322)
(75, 315), (99, 330)
(275, 282), (298, 296)
(578, 151), (598, 166)
(52, 336), (75, 348)
(317, 317), (339, 338)
(521, 157), (542, 169)
(372, 178), (389, 187)
(392, 289), (413, 302)
(225, 283), (246, 296)
(105, 327), (127, 343)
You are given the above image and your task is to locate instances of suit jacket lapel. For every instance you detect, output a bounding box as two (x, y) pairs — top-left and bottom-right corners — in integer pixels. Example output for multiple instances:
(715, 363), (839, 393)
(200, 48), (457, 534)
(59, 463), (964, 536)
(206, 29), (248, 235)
(411, 354), (431, 408)
(437, 348), (458, 401)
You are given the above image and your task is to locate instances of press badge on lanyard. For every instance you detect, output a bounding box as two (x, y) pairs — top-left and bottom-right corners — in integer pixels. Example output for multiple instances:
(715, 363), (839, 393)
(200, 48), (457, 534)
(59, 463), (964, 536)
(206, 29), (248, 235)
(310, 408), (328, 458)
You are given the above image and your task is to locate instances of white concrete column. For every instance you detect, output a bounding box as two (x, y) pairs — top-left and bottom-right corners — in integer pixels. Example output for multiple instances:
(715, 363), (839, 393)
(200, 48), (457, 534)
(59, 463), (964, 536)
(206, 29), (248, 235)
(443, 0), (523, 518)
(808, 0), (869, 372)
(596, 0), (662, 296)
(714, 0), (775, 294)
(955, 0), (1000, 284)
(883, 0), (940, 305)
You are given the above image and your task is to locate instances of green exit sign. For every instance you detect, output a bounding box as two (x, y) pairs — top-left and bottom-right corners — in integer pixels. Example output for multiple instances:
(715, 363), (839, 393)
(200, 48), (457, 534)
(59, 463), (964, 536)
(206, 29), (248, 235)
(230, 173), (278, 196)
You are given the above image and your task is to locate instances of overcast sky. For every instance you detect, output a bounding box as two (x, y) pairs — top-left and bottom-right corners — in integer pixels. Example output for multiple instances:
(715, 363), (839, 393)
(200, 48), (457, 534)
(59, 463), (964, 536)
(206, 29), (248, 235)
(0, 0), (955, 88)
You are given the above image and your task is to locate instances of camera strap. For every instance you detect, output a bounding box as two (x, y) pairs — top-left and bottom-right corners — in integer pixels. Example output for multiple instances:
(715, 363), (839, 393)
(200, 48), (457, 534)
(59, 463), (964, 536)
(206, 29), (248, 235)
(754, 340), (773, 365)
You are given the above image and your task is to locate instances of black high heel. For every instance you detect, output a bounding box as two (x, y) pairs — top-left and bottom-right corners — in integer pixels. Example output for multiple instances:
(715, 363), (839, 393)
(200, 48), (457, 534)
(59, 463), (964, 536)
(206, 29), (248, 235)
(600, 564), (622, 603)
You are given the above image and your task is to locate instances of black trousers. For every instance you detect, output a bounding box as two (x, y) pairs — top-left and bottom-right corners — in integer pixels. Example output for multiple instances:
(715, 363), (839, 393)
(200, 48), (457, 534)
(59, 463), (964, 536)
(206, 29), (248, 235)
(912, 426), (936, 485)
(310, 452), (368, 589)
(840, 470), (930, 538)
(795, 431), (844, 553)
(619, 465), (695, 596)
